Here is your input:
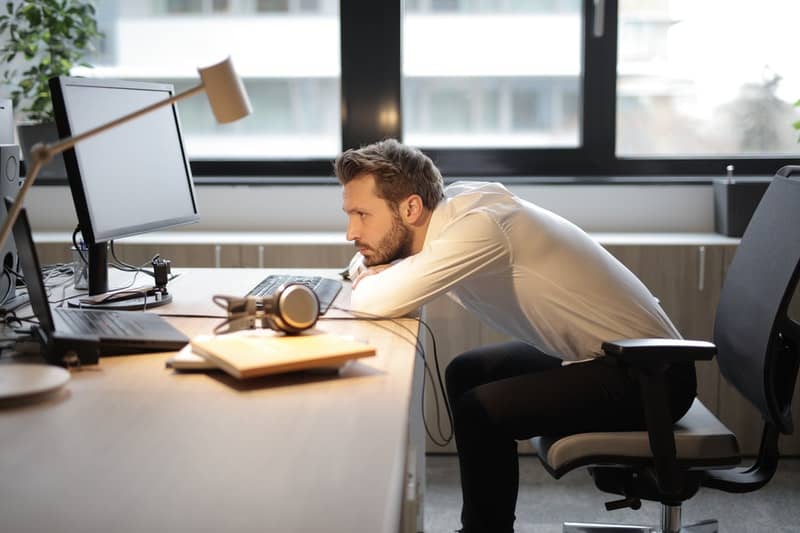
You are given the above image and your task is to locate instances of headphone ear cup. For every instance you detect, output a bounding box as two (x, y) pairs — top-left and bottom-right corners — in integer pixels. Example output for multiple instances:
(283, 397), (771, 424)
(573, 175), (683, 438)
(270, 283), (320, 334)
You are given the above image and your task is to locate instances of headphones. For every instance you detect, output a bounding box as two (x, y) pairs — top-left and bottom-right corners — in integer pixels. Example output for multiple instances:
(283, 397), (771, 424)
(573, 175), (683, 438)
(213, 283), (320, 335)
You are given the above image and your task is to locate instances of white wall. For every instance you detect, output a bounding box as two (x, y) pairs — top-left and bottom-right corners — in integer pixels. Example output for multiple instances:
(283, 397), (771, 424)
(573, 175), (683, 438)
(25, 183), (714, 234)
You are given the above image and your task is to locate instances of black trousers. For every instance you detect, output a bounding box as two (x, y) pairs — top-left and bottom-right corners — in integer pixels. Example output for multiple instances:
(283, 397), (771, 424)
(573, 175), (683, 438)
(444, 341), (697, 533)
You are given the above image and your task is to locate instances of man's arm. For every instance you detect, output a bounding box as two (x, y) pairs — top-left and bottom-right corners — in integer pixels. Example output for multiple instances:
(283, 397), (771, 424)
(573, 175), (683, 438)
(348, 212), (509, 317)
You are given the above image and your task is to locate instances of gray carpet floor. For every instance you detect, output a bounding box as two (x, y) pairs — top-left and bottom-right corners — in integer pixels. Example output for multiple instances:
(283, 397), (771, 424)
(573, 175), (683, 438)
(424, 454), (800, 533)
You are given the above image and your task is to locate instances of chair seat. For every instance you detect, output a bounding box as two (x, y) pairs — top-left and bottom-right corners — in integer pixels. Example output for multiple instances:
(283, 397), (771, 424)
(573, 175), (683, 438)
(532, 399), (741, 477)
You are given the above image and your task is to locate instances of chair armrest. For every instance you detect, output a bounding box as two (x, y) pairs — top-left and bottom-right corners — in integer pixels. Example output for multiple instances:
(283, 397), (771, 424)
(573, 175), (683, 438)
(602, 338), (716, 366)
(601, 338), (715, 499)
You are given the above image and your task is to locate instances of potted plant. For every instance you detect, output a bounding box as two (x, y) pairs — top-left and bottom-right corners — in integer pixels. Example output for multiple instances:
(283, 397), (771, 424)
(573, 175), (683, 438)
(0, 0), (103, 178)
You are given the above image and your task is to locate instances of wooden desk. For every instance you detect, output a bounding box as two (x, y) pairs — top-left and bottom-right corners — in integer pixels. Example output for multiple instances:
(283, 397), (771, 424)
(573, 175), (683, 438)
(0, 269), (425, 533)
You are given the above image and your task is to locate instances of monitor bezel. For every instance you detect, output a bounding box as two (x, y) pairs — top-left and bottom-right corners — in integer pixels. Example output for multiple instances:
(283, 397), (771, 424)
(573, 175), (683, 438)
(49, 76), (200, 246)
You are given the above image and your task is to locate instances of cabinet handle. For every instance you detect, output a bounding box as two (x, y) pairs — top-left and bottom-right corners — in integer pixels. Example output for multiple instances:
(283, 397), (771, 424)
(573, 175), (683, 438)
(258, 245), (265, 268)
(698, 245), (706, 292)
(593, 0), (605, 37)
(214, 244), (222, 268)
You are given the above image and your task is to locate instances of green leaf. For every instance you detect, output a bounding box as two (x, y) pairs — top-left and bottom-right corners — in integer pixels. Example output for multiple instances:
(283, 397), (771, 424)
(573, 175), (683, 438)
(0, 0), (103, 121)
(793, 119), (800, 131)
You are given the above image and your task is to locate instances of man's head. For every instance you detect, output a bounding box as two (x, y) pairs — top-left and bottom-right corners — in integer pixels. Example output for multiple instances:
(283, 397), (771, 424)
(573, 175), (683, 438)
(336, 139), (444, 266)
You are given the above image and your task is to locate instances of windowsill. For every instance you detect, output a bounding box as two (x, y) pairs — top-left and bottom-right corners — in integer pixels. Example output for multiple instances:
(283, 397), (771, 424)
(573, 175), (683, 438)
(32, 230), (740, 247)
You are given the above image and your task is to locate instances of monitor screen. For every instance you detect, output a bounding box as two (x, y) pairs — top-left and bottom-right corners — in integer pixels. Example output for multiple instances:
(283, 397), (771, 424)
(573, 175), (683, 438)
(50, 76), (199, 245)
(49, 76), (200, 307)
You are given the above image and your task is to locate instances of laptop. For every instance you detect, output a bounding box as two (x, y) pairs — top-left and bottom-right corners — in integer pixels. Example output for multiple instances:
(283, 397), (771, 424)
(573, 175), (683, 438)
(9, 201), (189, 356)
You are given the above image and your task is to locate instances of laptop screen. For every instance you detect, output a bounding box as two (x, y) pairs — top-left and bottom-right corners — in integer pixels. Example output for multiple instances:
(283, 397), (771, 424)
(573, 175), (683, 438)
(5, 198), (57, 335)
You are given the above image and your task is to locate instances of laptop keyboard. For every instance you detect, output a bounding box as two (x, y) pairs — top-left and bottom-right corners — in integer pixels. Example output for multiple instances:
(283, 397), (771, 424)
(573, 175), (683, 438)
(55, 308), (141, 337)
(247, 274), (342, 313)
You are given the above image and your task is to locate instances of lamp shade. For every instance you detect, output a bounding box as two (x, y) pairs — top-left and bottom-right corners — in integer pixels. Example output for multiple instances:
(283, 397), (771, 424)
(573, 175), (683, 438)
(198, 56), (253, 124)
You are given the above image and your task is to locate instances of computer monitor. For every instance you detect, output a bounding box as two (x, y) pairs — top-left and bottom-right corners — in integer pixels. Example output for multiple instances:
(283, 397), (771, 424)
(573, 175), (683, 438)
(49, 76), (200, 309)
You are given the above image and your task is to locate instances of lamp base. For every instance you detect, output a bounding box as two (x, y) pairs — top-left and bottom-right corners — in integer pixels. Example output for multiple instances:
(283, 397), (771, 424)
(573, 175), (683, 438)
(0, 363), (70, 404)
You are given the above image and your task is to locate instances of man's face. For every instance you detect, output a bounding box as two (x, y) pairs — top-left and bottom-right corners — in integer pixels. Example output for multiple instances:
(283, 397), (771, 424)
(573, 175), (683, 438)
(342, 174), (413, 266)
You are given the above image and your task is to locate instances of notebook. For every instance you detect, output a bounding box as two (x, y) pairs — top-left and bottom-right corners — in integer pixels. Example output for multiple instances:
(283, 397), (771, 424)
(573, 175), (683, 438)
(9, 201), (189, 355)
(180, 329), (376, 379)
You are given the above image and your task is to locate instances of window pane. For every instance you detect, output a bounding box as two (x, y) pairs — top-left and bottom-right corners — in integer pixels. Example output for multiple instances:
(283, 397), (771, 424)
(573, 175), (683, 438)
(617, 0), (800, 156)
(403, 1), (582, 148)
(81, 0), (340, 160)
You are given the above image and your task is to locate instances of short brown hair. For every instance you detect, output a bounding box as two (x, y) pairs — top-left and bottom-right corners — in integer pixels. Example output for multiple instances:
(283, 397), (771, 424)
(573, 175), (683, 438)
(334, 139), (444, 210)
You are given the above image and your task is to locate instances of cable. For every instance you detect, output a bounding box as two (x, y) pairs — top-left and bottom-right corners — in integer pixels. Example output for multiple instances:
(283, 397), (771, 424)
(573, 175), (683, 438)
(0, 269), (13, 305)
(324, 306), (454, 447)
(109, 240), (145, 273)
(72, 226), (87, 265)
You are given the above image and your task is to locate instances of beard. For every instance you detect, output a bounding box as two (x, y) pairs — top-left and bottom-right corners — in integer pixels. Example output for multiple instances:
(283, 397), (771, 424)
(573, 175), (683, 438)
(358, 210), (414, 267)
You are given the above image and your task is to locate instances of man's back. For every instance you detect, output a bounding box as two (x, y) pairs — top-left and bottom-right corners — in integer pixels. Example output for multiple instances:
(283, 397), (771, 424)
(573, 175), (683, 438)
(440, 181), (680, 360)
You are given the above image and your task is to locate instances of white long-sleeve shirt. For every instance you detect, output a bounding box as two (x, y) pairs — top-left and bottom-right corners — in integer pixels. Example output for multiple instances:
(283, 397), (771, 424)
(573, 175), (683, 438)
(349, 181), (680, 361)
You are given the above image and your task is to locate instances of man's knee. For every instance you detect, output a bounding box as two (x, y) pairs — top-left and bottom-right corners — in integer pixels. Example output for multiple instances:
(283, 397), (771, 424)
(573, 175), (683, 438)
(445, 350), (482, 402)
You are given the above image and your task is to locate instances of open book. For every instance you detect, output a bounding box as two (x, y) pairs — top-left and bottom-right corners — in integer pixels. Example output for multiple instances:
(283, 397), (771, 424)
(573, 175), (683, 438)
(169, 329), (376, 379)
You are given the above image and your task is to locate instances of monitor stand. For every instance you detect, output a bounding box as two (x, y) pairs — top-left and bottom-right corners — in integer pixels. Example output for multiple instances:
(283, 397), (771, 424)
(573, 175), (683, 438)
(66, 242), (172, 311)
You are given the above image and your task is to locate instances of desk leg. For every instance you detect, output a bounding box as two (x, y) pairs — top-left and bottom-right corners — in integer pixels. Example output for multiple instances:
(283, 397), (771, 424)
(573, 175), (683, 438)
(402, 319), (426, 532)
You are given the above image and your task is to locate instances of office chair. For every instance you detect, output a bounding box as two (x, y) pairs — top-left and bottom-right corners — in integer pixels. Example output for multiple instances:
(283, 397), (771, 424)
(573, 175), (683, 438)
(532, 165), (800, 533)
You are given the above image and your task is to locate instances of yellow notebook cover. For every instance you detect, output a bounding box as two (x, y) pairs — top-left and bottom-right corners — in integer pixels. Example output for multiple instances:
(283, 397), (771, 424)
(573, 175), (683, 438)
(189, 330), (376, 379)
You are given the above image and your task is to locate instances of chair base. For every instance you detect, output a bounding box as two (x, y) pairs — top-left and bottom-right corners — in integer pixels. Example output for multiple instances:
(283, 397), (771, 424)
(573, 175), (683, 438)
(563, 518), (717, 533)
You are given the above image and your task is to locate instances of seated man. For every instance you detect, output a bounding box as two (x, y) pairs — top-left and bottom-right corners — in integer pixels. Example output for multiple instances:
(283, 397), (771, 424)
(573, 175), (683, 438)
(336, 139), (696, 533)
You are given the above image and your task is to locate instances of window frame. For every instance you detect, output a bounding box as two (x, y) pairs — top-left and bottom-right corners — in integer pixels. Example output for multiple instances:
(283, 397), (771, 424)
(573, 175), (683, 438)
(68, 0), (800, 183)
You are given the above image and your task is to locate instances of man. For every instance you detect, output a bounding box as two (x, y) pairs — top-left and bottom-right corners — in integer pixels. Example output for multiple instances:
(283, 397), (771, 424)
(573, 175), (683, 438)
(337, 139), (696, 533)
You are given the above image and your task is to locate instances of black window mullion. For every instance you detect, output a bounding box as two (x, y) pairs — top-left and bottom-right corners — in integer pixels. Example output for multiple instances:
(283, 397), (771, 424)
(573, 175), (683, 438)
(581, 0), (618, 174)
(340, 0), (402, 151)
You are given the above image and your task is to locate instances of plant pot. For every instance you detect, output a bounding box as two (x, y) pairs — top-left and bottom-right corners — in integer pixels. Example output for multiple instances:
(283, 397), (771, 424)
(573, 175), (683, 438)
(16, 122), (67, 180)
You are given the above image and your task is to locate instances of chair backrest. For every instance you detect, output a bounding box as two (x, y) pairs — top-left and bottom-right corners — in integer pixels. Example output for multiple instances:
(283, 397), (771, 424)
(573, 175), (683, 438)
(714, 166), (800, 435)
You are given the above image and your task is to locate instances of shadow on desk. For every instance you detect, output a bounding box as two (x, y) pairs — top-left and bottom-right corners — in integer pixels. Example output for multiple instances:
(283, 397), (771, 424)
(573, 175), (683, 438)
(170, 359), (385, 393)
(0, 385), (72, 410)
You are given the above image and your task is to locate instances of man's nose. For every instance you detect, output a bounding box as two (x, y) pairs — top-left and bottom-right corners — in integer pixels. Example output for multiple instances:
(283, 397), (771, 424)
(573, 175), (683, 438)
(346, 219), (359, 242)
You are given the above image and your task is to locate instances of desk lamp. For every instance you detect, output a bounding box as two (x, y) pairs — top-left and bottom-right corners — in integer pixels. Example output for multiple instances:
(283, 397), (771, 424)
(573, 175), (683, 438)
(0, 57), (252, 402)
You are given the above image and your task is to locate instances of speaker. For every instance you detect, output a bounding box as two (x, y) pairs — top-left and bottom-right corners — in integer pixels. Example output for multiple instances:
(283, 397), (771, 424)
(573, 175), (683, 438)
(0, 144), (24, 306)
(0, 99), (13, 144)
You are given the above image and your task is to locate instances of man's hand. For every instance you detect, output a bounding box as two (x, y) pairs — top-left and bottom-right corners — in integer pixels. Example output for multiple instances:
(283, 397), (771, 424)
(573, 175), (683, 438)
(352, 263), (393, 289)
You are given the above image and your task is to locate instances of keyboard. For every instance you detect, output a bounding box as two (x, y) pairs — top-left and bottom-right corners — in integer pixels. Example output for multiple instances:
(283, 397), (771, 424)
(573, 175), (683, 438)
(247, 274), (343, 313)
(55, 308), (140, 337)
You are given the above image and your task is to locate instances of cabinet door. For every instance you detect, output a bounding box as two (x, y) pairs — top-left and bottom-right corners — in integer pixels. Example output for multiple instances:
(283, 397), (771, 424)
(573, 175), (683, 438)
(422, 297), (514, 452)
(114, 243), (239, 267)
(240, 243), (353, 269)
(715, 247), (800, 455)
(603, 245), (730, 414)
(35, 242), (73, 265)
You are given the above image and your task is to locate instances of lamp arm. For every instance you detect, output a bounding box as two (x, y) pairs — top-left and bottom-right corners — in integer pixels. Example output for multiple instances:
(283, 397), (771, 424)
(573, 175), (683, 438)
(0, 82), (205, 253)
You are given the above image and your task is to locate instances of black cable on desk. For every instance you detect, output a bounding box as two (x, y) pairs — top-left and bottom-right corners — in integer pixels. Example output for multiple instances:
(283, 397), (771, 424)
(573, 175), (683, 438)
(324, 306), (454, 447)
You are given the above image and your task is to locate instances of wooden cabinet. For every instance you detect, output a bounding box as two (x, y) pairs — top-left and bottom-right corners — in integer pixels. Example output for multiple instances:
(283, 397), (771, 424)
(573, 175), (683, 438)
(33, 235), (354, 270)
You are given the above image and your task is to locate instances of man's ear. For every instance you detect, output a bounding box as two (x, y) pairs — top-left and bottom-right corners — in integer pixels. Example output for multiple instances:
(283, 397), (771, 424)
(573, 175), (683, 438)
(401, 194), (425, 224)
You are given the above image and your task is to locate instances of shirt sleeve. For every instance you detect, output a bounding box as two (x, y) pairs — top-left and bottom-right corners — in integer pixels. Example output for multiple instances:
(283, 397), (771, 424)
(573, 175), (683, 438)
(347, 252), (367, 281)
(349, 211), (510, 317)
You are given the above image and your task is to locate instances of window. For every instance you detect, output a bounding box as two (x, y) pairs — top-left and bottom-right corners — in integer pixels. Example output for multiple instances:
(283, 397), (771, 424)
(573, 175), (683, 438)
(617, 0), (800, 157)
(402, 0), (582, 149)
(86, 0), (340, 163)
(47, 0), (800, 180)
